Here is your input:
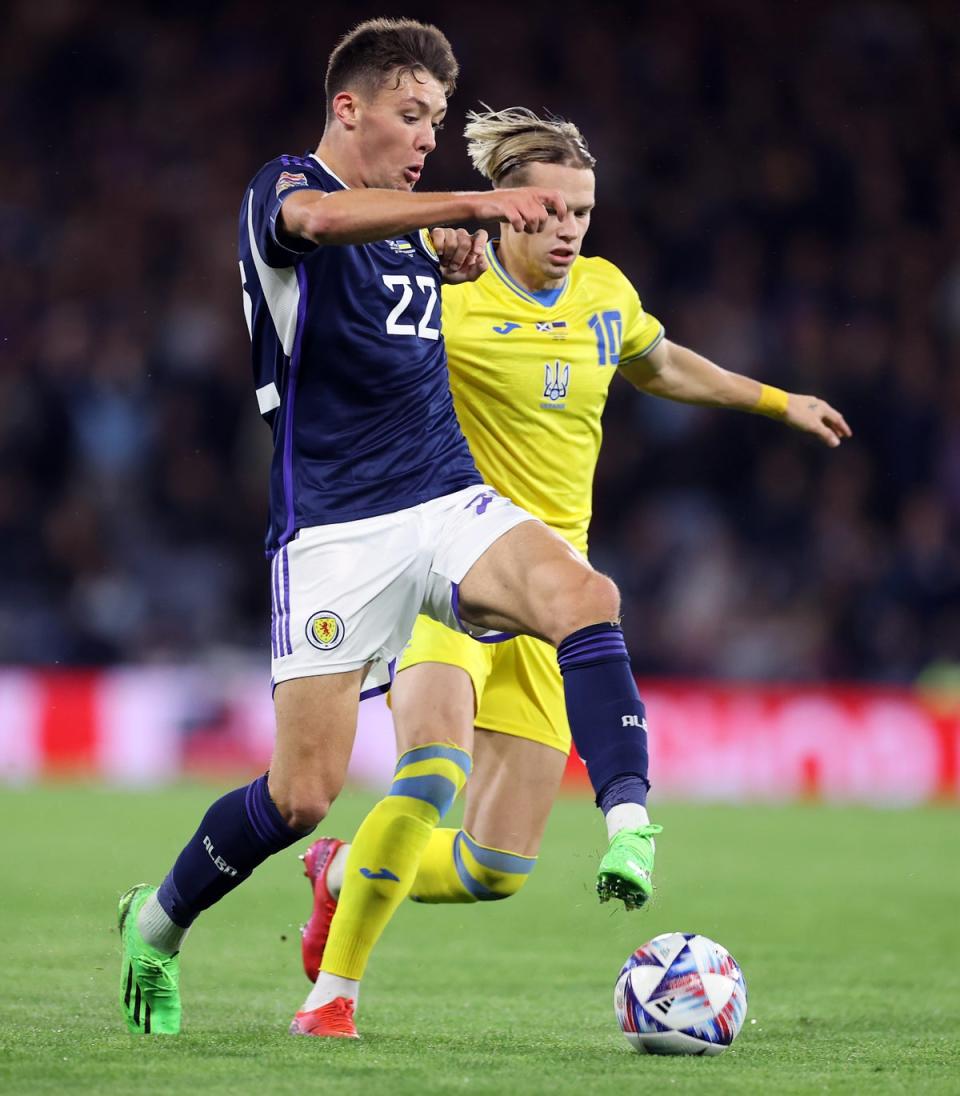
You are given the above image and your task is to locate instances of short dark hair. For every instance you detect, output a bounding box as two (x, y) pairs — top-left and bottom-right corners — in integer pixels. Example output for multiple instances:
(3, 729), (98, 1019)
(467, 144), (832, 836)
(325, 18), (458, 122)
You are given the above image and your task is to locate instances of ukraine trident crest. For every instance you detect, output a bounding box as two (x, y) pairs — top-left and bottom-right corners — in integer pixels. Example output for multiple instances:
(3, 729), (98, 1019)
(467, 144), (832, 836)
(543, 360), (570, 402)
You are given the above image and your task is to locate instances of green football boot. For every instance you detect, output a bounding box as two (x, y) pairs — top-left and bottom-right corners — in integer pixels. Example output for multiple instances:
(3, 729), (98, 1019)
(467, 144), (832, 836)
(596, 824), (663, 910)
(117, 884), (182, 1034)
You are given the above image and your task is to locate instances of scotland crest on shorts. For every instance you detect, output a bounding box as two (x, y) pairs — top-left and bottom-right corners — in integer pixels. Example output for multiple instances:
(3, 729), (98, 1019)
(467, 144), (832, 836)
(306, 611), (345, 650)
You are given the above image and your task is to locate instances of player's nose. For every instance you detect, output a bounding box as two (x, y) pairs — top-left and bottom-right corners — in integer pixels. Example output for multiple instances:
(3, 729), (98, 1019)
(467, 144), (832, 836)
(557, 213), (578, 239)
(418, 123), (436, 154)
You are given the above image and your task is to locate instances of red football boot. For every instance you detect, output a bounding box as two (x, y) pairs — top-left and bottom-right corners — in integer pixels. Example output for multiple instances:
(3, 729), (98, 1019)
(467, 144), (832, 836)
(300, 837), (345, 983)
(289, 996), (359, 1038)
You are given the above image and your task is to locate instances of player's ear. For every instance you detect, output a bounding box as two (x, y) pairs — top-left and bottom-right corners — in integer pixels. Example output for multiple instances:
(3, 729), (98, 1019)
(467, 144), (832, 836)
(331, 90), (361, 130)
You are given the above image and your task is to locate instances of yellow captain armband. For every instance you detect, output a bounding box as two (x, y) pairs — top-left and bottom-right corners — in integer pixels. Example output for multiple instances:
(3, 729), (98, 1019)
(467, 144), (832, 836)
(754, 384), (790, 420)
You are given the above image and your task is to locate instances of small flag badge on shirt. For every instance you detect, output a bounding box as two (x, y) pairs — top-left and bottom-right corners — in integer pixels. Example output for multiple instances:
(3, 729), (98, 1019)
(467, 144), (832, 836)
(276, 171), (308, 197)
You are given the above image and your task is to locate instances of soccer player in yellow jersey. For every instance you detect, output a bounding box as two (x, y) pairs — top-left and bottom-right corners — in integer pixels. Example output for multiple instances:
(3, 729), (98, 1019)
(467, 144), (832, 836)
(298, 107), (850, 1022)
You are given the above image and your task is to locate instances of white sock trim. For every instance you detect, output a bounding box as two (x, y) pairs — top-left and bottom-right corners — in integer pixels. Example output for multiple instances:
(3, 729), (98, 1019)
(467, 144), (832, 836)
(136, 893), (189, 956)
(605, 802), (650, 839)
(327, 844), (350, 900)
(304, 973), (360, 1012)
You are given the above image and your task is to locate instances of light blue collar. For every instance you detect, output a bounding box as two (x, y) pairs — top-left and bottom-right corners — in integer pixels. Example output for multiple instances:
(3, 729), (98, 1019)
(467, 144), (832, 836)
(486, 242), (569, 308)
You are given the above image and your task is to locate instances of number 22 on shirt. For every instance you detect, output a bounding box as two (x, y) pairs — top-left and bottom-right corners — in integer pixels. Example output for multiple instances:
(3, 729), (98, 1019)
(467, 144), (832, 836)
(382, 274), (440, 340)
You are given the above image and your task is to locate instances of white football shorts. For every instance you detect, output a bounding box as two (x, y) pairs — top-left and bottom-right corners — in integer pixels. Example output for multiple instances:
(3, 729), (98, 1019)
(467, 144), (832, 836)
(269, 485), (539, 695)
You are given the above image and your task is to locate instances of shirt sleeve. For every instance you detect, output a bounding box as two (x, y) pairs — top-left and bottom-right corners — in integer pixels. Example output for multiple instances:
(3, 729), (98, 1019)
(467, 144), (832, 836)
(244, 162), (329, 269)
(618, 279), (665, 363)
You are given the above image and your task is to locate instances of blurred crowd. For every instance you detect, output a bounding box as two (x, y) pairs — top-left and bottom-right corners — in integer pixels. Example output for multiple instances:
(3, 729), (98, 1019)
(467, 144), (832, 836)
(2, 0), (958, 681)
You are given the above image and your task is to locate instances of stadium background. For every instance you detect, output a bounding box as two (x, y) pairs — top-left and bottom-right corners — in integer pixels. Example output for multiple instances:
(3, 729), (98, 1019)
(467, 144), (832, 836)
(1, 0), (959, 799)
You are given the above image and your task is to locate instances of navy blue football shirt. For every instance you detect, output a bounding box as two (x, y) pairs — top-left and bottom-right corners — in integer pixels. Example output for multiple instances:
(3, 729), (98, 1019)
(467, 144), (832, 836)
(238, 153), (481, 554)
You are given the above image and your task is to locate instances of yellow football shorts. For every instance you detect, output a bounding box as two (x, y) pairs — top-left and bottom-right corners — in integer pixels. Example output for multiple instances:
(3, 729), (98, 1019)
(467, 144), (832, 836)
(396, 614), (571, 755)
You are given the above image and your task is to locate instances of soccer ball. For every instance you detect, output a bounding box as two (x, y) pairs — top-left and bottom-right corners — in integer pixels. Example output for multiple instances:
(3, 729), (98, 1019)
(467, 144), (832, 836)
(614, 932), (748, 1055)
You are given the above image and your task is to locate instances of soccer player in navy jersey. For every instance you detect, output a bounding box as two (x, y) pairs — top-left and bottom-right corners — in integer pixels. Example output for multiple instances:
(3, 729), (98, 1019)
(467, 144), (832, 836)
(118, 18), (662, 1039)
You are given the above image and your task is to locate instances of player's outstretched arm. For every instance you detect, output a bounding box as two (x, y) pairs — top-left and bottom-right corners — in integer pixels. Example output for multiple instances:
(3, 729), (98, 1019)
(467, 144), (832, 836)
(279, 187), (566, 247)
(619, 339), (852, 448)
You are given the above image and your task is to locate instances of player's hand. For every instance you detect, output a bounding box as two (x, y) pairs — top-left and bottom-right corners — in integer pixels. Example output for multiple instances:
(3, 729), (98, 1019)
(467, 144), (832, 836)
(432, 227), (489, 283)
(784, 393), (852, 448)
(471, 188), (568, 233)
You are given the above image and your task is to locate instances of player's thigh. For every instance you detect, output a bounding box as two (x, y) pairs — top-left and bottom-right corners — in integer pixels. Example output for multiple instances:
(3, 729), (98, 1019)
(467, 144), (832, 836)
(269, 668), (365, 828)
(462, 635), (570, 855)
(267, 512), (429, 824)
(271, 515), (427, 694)
(463, 730), (567, 857)
(456, 519), (620, 645)
(391, 614), (491, 756)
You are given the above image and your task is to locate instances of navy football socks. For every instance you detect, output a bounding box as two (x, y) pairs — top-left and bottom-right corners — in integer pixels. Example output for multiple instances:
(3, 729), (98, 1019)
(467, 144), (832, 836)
(557, 623), (651, 809)
(156, 774), (311, 928)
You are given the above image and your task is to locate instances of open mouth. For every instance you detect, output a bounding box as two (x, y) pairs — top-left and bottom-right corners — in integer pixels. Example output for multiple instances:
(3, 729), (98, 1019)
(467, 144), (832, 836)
(549, 248), (575, 264)
(403, 165), (422, 185)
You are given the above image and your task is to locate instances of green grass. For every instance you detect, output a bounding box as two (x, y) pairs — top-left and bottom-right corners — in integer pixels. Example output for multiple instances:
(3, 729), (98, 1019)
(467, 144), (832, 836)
(0, 786), (958, 1095)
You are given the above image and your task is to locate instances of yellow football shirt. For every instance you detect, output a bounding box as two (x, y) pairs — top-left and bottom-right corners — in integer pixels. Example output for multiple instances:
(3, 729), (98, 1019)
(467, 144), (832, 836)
(441, 243), (663, 554)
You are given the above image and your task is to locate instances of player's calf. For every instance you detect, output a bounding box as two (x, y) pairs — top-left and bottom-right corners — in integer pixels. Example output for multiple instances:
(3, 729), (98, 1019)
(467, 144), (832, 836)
(555, 621), (660, 906)
(295, 744), (472, 1028)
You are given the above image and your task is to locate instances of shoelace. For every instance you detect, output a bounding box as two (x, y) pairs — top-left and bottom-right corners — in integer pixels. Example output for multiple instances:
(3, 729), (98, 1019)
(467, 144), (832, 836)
(137, 953), (178, 990)
(325, 997), (354, 1019)
(309, 997), (355, 1033)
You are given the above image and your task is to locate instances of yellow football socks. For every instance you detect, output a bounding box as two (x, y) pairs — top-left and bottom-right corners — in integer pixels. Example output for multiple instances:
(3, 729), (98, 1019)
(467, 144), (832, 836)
(410, 828), (536, 903)
(321, 743), (470, 980)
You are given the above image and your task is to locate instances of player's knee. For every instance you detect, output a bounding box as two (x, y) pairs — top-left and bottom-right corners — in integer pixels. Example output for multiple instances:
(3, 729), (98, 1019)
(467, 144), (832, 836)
(552, 570), (621, 642)
(268, 784), (335, 833)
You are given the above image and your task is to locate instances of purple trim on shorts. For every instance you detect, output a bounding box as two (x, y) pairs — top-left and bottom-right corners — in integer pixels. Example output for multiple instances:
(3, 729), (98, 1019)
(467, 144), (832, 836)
(272, 552), (283, 658)
(269, 556), (276, 659)
(450, 582), (514, 645)
(282, 545), (292, 655)
(279, 265), (309, 547)
(359, 658), (397, 702)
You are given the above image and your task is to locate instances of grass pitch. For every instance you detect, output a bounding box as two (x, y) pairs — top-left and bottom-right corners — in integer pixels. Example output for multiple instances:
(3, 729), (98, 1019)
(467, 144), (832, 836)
(0, 785), (957, 1095)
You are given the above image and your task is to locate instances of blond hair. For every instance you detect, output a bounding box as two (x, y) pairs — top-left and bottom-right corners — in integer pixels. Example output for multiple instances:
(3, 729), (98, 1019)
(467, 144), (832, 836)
(464, 106), (595, 186)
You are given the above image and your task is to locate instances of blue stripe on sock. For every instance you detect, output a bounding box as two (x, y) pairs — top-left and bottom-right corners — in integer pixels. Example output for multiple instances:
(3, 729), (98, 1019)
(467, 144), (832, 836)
(559, 644), (627, 668)
(557, 624), (630, 671)
(559, 637), (626, 659)
(461, 831), (536, 875)
(389, 773), (458, 815)
(452, 831), (501, 901)
(396, 744), (472, 777)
